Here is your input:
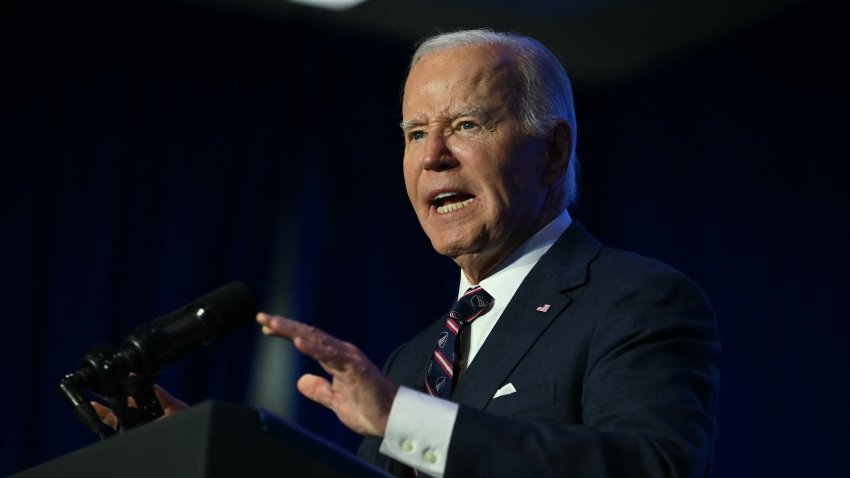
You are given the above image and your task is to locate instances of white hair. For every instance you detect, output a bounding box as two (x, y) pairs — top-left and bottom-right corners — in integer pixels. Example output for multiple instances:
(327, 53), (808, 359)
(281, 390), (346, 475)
(410, 29), (580, 208)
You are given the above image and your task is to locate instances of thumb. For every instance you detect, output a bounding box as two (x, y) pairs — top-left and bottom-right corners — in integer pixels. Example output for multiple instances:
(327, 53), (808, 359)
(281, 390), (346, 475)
(90, 401), (118, 430)
(152, 384), (190, 415)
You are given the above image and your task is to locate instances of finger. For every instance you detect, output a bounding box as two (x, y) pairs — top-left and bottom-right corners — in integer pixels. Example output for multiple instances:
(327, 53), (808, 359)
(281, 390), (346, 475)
(90, 401), (118, 430)
(296, 374), (335, 408)
(256, 311), (274, 332)
(256, 312), (314, 341)
(292, 335), (353, 374)
(259, 313), (335, 356)
(257, 313), (334, 345)
(152, 384), (190, 416)
(258, 313), (355, 373)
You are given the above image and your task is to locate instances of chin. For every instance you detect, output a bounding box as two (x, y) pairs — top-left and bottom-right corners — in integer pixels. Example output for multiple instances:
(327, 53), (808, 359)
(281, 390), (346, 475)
(430, 233), (482, 260)
(429, 240), (459, 259)
(426, 234), (459, 257)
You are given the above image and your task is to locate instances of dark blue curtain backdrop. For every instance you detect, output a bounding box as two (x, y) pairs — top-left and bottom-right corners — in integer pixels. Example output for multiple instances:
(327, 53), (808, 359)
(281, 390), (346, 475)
(1, 1), (847, 476)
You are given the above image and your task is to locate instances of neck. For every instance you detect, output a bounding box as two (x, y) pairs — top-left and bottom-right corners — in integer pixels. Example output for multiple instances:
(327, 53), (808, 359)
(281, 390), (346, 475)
(458, 206), (565, 284)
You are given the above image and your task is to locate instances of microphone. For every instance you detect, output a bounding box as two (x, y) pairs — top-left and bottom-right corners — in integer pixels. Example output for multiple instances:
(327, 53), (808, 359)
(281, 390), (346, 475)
(117, 281), (258, 377)
(59, 281), (258, 435)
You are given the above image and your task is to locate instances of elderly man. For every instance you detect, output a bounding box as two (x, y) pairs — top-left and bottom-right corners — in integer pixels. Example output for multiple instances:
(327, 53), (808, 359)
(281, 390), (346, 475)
(96, 28), (718, 478)
(256, 29), (720, 478)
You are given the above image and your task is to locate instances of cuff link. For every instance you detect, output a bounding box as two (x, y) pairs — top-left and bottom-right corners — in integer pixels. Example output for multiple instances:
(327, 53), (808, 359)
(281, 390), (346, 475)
(400, 439), (416, 453)
(423, 448), (439, 464)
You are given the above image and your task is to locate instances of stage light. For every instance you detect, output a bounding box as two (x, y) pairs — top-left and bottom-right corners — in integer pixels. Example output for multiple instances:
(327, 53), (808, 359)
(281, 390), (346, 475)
(289, 0), (368, 11)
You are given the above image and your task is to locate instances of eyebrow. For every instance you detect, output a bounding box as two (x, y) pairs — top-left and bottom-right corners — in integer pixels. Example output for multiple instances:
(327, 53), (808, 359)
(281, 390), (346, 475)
(400, 106), (490, 132)
(399, 118), (422, 132)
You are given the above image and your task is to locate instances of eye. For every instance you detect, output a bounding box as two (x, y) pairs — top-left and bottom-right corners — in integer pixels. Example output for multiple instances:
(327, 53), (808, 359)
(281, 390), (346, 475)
(458, 121), (477, 130)
(409, 130), (426, 141)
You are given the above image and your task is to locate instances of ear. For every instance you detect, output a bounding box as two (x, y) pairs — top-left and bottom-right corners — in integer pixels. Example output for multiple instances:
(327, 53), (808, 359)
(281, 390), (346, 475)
(541, 120), (573, 187)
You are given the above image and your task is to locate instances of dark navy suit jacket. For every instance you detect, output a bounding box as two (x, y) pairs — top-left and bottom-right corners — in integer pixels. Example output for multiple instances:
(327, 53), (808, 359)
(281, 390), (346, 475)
(358, 222), (721, 477)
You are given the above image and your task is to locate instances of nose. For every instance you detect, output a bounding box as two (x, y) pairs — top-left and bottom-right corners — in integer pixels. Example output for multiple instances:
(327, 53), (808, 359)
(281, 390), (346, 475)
(421, 131), (458, 172)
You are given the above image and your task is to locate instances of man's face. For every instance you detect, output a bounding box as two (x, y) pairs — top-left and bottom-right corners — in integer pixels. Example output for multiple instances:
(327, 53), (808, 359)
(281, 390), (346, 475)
(401, 45), (556, 281)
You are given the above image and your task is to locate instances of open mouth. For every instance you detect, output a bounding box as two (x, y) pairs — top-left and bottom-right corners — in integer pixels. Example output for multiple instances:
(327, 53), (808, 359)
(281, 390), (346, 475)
(432, 192), (475, 214)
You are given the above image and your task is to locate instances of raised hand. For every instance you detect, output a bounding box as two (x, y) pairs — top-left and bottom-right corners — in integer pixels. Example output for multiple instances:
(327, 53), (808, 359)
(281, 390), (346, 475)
(256, 312), (398, 436)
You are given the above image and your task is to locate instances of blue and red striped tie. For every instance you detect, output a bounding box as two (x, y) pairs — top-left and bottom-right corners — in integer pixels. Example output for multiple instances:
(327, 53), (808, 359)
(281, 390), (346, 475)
(425, 286), (494, 399)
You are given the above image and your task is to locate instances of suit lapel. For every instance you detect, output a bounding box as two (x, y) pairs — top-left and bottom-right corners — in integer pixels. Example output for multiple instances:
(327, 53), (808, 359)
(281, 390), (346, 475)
(451, 222), (602, 409)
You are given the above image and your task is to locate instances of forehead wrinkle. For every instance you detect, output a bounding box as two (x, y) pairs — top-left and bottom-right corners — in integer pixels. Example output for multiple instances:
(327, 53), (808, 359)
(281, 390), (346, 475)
(401, 46), (519, 131)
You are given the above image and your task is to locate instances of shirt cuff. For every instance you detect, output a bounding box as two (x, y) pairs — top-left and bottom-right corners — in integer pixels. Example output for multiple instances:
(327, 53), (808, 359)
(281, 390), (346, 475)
(379, 385), (458, 477)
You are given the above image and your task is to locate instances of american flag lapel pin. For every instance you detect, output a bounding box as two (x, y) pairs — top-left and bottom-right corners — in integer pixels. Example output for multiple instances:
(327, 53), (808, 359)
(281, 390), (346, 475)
(536, 304), (551, 313)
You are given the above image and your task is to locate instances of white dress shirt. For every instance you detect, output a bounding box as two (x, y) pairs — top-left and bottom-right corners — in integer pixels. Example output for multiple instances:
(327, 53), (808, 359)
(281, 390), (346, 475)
(379, 210), (572, 476)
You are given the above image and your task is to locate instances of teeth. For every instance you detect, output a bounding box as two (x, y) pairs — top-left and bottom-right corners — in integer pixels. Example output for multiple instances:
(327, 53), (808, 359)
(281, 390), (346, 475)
(436, 197), (474, 214)
(434, 192), (457, 200)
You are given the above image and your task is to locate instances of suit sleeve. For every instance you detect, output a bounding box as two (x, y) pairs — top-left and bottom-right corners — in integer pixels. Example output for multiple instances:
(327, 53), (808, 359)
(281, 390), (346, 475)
(444, 266), (721, 478)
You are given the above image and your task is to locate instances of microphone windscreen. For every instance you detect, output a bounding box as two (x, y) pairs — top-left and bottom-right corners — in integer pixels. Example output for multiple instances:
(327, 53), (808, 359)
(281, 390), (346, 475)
(141, 281), (259, 369)
(188, 281), (259, 342)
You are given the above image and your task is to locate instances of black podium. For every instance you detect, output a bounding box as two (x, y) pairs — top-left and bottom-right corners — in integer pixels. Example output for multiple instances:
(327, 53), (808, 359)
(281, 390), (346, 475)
(10, 400), (391, 478)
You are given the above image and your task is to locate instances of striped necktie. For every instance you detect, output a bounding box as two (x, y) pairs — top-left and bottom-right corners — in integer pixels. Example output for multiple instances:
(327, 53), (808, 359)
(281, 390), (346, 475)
(424, 285), (494, 398)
